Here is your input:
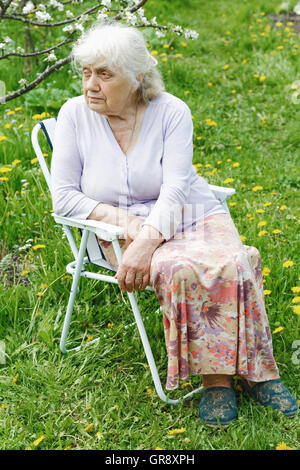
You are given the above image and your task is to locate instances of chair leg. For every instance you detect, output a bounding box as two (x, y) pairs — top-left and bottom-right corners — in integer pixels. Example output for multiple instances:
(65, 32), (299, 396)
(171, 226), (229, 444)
(60, 229), (100, 353)
(111, 239), (203, 405)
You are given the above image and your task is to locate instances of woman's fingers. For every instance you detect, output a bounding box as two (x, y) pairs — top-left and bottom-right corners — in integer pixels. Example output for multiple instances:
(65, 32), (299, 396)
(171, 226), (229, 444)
(116, 270), (149, 292)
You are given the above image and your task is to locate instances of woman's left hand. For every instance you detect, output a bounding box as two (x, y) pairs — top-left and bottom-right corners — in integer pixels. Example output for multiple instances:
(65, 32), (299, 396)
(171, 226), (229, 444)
(115, 239), (154, 292)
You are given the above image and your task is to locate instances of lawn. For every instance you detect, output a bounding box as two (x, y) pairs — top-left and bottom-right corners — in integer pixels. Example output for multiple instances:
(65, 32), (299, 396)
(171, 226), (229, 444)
(0, 0), (299, 450)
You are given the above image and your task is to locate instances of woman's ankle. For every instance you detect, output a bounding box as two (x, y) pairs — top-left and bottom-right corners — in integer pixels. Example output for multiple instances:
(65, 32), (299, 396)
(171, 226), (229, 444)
(202, 374), (232, 390)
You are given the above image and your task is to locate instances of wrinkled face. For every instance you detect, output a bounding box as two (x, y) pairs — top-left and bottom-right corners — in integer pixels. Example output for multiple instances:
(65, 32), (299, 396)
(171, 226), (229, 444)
(82, 60), (136, 117)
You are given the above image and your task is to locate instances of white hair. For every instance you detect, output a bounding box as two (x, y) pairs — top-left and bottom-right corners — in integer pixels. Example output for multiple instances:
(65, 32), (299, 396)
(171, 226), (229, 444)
(71, 21), (165, 103)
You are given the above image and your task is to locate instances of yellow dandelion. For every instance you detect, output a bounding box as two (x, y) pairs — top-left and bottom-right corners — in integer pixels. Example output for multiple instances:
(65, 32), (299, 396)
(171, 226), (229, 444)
(0, 167), (12, 174)
(259, 75), (266, 82)
(223, 178), (234, 185)
(33, 435), (45, 447)
(181, 382), (192, 389)
(223, 64), (229, 70)
(0, 136), (7, 142)
(280, 205), (287, 210)
(12, 159), (21, 165)
(258, 230), (268, 237)
(232, 162), (240, 167)
(264, 202), (272, 206)
(292, 297), (300, 303)
(4, 123), (12, 129)
(273, 327), (284, 334)
(292, 306), (300, 315)
(146, 388), (153, 396)
(1, 404), (7, 410)
(264, 290), (272, 296)
(291, 286), (300, 293)
(32, 244), (46, 250)
(168, 428), (186, 435)
(229, 202), (236, 207)
(256, 209), (265, 214)
(14, 107), (22, 111)
(272, 229), (282, 234)
(86, 336), (94, 343)
(277, 45), (284, 50)
(205, 118), (217, 127)
(252, 185), (263, 192)
(240, 235), (246, 242)
(236, 146), (242, 150)
(0, 177), (9, 182)
(31, 157), (38, 164)
(12, 373), (19, 384)
(107, 322), (114, 328)
(175, 53), (183, 57)
(258, 220), (267, 227)
(276, 442), (293, 450)
(21, 270), (30, 276)
(96, 432), (103, 438)
(84, 424), (93, 433)
(283, 260), (294, 268)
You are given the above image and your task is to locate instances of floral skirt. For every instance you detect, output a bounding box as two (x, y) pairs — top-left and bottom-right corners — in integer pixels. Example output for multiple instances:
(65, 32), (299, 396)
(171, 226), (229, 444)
(98, 213), (279, 390)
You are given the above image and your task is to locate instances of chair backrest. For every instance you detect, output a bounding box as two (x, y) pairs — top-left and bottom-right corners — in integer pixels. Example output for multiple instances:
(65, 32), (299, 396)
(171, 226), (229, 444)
(31, 118), (113, 270)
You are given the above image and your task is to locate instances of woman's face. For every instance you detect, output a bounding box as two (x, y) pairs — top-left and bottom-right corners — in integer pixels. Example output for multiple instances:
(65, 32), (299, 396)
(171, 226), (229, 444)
(82, 60), (138, 118)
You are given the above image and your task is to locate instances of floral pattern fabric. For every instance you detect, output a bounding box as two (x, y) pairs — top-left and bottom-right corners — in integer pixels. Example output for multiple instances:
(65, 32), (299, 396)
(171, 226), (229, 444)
(98, 213), (279, 390)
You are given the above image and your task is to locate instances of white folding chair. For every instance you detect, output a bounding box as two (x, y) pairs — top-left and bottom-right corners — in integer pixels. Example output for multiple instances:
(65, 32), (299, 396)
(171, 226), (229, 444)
(31, 117), (236, 405)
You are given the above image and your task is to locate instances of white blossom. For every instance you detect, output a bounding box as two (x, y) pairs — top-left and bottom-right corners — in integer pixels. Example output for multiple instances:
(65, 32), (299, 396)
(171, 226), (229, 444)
(294, 3), (300, 14)
(151, 16), (158, 26)
(0, 43), (5, 50)
(183, 28), (199, 40)
(66, 10), (74, 19)
(49, 0), (64, 11)
(45, 52), (57, 62)
(62, 25), (74, 33)
(35, 11), (52, 22)
(22, 1), (34, 14)
(155, 30), (166, 38)
(125, 12), (138, 25)
(74, 23), (85, 33)
(4, 37), (13, 43)
(97, 12), (108, 21)
(18, 78), (27, 86)
(172, 25), (183, 35)
(101, 0), (111, 7)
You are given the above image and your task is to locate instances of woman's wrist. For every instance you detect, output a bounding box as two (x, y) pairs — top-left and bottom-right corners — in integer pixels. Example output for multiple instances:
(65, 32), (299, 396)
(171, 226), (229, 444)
(134, 224), (164, 249)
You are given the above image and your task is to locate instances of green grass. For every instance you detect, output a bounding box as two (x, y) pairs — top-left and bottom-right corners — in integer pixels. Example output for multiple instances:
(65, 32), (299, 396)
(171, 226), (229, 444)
(0, 0), (300, 450)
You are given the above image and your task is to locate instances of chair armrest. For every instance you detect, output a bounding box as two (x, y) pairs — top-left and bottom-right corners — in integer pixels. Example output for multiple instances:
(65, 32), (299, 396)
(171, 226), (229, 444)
(52, 213), (125, 241)
(208, 184), (236, 202)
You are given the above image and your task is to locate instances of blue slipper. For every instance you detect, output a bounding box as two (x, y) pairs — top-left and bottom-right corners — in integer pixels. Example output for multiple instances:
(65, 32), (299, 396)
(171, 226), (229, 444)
(239, 378), (298, 417)
(198, 387), (237, 428)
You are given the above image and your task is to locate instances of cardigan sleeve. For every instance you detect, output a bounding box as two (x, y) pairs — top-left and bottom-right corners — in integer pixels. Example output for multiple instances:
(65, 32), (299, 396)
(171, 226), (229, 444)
(141, 104), (193, 240)
(50, 101), (99, 219)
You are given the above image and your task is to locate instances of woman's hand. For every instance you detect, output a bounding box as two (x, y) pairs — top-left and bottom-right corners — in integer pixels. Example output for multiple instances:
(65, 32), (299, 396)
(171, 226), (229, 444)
(115, 224), (164, 292)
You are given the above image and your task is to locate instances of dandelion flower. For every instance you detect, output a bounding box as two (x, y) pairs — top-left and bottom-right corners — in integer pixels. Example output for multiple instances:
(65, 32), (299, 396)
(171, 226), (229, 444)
(272, 229), (282, 234)
(232, 162), (240, 167)
(276, 442), (293, 450)
(240, 235), (246, 242)
(273, 327), (284, 334)
(258, 220), (267, 227)
(84, 424), (93, 433)
(32, 244), (46, 250)
(0, 136), (7, 142)
(292, 297), (300, 303)
(252, 185), (263, 192)
(256, 209), (265, 214)
(223, 178), (234, 185)
(258, 230), (268, 237)
(33, 435), (45, 447)
(264, 290), (271, 295)
(168, 428), (186, 435)
(283, 260), (294, 268)
(0, 167), (12, 174)
(280, 205), (287, 210)
(292, 306), (300, 315)
(291, 286), (300, 293)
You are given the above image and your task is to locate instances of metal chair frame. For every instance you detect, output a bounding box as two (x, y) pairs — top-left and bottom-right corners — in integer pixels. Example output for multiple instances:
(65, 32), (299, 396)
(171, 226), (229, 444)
(31, 117), (236, 404)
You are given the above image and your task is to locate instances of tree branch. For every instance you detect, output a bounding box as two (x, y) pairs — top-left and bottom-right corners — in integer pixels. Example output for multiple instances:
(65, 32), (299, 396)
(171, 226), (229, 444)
(1, 33), (75, 60)
(1, 56), (72, 104)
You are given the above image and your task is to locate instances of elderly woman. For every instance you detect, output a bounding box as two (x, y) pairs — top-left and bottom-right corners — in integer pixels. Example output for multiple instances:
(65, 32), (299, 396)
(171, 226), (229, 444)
(51, 21), (297, 427)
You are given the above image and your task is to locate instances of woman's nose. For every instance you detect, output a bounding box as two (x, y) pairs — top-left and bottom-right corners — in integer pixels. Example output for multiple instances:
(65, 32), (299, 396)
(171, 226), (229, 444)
(86, 73), (100, 91)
